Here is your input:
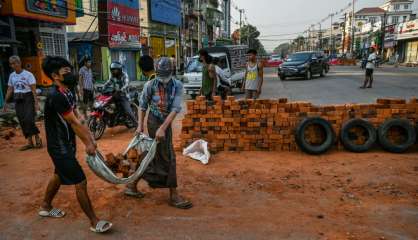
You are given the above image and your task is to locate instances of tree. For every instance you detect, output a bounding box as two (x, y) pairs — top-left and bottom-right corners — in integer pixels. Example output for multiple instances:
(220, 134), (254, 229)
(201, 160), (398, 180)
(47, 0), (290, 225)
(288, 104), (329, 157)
(273, 43), (290, 57)
(238, 24), (267, 55)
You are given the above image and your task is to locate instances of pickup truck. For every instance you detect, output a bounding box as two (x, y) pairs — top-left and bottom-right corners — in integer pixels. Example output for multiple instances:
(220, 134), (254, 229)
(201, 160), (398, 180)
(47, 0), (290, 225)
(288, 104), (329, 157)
(183, 45), (248, 98)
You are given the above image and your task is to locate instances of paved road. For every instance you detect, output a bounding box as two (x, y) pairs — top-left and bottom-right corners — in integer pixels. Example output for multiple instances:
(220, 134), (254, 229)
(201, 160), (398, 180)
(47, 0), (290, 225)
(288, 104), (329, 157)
(241, 65), (418, 105)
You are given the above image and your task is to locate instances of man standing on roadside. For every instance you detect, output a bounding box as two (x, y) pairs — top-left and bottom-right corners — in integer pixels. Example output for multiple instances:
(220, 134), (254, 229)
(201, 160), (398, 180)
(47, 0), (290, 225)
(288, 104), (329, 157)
(3, 56), (42, 150)
(128, 57), (192, 209)
(39, 56), (112, 233)
(361, 47), (377, 89)
(78, 58), (94, 117)
(199, 49), (217, 100)
(242, 49), (264, 99)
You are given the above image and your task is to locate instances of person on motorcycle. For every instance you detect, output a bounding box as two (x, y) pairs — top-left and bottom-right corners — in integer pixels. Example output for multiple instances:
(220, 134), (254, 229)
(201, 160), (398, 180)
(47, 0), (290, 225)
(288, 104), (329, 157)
(103, 62), (137, 127)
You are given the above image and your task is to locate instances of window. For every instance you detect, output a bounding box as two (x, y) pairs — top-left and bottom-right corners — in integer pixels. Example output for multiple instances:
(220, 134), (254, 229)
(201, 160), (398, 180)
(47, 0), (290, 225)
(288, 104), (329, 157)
(392, 16), (399, 24)
(403, 16), (407, 22)
(369, 17), (376, 24)
(404, 4), (409, 10)
(40, 32), (66, 57)
(394, 4), (400, 10)
(90, 0), (98, 13)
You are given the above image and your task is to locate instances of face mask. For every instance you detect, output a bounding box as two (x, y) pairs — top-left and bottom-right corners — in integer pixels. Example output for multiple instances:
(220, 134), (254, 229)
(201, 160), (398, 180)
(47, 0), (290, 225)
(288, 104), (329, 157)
(62, 72), (78, 88)
(159, 75), (172, 84)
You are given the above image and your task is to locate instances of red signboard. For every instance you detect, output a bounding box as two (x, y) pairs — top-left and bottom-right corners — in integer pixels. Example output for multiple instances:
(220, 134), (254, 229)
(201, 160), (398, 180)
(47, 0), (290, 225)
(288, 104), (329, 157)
(99, 0), (140, 48)
(108, 22), (140, 48)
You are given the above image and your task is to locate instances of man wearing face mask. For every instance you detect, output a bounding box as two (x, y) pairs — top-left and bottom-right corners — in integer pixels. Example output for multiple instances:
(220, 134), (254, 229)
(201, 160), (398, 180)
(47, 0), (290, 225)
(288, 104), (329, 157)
(40, 56), (112, 233)
(126, 57), (192, 209)
(103, 61), (137, 126)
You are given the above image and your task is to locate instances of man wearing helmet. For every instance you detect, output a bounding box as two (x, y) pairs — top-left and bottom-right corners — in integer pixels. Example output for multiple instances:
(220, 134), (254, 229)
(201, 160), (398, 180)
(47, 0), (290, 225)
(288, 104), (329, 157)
(125, 57), (192, 209)
(103, 62), (137, 126)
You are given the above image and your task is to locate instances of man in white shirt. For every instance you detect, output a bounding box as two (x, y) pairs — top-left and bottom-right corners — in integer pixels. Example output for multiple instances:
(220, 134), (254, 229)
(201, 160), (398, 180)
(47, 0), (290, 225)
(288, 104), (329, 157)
(2, 56), (42, 150)
(361, 47), (377, 89)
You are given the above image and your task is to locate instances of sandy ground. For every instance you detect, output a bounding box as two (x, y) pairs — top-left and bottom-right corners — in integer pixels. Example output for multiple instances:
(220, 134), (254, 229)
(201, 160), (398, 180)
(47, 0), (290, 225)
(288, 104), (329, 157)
(0, 120), (417, 240)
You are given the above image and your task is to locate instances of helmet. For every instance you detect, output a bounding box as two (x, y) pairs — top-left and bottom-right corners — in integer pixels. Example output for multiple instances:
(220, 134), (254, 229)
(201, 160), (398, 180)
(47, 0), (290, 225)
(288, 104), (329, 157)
(155, 57), (172, 78)
(110, 61), (123, 70)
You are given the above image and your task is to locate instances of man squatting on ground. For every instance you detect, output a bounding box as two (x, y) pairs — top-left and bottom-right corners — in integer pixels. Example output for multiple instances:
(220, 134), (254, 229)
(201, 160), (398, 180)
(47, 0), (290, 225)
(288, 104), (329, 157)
(243, 49), (264, 99)
(39, 56), (112, 233)
(125, 56), (193, 209)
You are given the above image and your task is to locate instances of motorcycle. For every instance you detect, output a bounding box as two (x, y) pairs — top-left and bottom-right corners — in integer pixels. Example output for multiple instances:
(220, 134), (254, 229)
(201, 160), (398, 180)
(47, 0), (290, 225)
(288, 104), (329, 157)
(87, 87), (139, 140)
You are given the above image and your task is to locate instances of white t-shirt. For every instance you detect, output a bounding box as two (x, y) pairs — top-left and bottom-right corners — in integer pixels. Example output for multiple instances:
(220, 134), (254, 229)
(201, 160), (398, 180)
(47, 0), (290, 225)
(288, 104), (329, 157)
(8, 70), (36, 93)
(215, 65), (227, 87)
(366, 53), (376, 69)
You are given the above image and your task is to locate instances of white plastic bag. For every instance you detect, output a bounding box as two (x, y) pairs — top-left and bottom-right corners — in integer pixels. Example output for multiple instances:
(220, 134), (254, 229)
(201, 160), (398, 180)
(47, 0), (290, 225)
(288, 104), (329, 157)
(183, 140), (210, 164)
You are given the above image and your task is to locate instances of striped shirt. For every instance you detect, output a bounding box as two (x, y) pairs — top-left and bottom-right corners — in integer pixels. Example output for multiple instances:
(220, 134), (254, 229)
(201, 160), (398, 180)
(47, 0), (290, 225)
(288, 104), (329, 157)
(79, 66), (94, 90)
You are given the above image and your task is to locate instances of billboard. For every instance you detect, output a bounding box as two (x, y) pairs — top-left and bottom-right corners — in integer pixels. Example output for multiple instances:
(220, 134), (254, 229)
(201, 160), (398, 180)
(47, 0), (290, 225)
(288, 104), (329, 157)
(150, 0), (181, 26)
(26, 0), (68, 18)
(99, 0), (140, 48)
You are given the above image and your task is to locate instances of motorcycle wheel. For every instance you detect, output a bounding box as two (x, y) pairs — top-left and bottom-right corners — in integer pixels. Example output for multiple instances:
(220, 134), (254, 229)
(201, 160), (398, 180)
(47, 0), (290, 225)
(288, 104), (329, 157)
(88, 116), (106, 140)
(125, 103), (139, 129)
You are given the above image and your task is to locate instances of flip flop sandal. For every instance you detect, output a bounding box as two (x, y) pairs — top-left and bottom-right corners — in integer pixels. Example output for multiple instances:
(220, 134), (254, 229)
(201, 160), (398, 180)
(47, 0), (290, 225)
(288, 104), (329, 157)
(124, 189), (145, 199)
(35, 139), (43, 148)
(19, 144), (34, 151)
(169, 200), (193, 210)
(38, 208), (66, 218)
(90, 220), (112, 233)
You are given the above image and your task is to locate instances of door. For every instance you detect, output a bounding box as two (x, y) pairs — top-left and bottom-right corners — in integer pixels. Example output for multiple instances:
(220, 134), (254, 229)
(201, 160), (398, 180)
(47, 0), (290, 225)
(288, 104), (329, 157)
(311, 53), (322, 74)
(110, 50), (138, 81)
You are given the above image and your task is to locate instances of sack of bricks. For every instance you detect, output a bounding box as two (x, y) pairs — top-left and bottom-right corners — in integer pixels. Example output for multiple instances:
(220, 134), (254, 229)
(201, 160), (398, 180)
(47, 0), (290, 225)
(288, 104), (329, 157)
(104, 148), (148, 177)
(180, 96), (418, 153)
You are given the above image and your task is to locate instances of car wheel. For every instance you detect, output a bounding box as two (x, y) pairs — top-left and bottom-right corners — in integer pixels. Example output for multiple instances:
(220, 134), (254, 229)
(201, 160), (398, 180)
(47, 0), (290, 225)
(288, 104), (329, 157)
(320, 67), (327, 77)
(190, 94), (197, 99)
(305, 69), (312, 80)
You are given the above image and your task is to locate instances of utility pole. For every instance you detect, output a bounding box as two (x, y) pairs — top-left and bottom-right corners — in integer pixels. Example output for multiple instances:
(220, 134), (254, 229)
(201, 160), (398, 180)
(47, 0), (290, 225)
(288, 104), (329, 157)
(239, 9), (243, 45)
(318, 22), (322, 51)
(381, 11), (387, 55)
(342, 12), (347, 53)
(330, 14), (334, 53)
(197, 0), (202, 49)
(351, 0), (355, 54)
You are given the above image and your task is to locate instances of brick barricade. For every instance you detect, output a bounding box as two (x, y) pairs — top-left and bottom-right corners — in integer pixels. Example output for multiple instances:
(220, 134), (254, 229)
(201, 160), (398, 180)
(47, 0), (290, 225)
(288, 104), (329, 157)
(180, 96), (418, 152)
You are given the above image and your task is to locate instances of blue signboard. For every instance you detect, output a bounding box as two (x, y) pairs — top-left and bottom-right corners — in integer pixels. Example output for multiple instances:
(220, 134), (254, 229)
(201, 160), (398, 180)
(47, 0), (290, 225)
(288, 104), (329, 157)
(150, 0), (181, 26)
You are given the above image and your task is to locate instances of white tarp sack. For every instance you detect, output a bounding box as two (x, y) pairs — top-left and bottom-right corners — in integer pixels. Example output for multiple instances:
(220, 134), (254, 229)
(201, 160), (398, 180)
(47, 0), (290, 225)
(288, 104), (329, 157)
(86, 134), (157, 185)
(183, 140), (210, 164)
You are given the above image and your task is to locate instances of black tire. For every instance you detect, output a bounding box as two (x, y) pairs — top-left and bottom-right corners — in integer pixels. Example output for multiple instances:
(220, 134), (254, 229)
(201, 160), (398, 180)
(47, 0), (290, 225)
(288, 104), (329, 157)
(190, 94), (197, 99)
(125, 103), (139, 129)
(88, 116), (106, 140)
(377, 118), (416, 153)
(304, 69), (312, 80)
(295, 117), (336, 155)
(280, 74), (286, 80)
(341, 118), (376, 153)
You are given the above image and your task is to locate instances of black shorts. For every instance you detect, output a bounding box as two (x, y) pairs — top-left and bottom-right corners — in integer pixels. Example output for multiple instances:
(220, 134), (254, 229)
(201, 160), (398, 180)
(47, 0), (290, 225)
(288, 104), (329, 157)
(83, 89), (94, 105)
(49, 150), (86, 185)
(366, 68), (374, 77)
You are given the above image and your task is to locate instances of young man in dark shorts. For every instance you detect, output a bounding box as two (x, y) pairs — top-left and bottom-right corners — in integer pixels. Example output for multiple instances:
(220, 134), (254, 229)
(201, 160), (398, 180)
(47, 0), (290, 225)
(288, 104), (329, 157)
(39, 56), (112, 233)
(361, 47), (377, 89)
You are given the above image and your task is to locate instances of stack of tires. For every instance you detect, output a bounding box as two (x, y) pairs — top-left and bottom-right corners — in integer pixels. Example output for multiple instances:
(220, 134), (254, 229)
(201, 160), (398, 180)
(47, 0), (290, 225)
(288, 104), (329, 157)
(295, 117), (417, 155)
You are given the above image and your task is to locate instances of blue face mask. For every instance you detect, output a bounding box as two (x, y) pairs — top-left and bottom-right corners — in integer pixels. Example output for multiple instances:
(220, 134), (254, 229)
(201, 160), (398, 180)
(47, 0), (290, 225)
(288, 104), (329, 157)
(158, 75), (172, 84)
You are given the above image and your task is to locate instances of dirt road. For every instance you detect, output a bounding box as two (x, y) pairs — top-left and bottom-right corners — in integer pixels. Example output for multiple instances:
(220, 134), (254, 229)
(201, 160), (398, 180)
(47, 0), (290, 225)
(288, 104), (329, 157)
(0, 123), (417, 240)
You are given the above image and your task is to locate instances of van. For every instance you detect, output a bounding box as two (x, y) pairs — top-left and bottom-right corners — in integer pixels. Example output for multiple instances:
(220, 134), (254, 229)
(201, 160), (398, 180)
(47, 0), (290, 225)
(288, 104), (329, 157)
(183, 45), (248, 98)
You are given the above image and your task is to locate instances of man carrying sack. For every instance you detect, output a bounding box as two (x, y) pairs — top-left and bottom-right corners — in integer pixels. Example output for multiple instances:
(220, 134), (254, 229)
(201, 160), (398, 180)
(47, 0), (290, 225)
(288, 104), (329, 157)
(125, 57), (192, 209)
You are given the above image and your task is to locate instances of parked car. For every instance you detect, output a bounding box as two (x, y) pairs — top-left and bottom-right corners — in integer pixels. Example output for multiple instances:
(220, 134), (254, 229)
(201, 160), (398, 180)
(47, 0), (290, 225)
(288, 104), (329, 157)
(183, 45), (248, 98)
(265, 55), (283, 67)
(277, 51), (329, 80)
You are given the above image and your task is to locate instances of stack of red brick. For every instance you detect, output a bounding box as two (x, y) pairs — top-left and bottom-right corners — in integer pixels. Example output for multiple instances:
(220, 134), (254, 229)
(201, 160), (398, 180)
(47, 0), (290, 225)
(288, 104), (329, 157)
(180, 96), (418, 152)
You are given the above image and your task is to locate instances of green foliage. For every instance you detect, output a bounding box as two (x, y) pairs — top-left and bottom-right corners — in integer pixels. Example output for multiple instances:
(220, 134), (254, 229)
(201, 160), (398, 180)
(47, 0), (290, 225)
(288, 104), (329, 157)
(239, 24), (266, 54)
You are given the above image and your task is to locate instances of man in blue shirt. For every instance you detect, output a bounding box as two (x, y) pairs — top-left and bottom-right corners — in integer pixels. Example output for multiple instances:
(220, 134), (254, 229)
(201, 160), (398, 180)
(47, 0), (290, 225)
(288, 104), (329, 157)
(125, 57), (192, 209)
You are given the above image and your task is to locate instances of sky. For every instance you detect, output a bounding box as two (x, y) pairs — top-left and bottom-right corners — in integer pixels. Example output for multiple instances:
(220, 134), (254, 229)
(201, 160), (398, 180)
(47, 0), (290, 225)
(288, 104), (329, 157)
(230, 0), (418, 51)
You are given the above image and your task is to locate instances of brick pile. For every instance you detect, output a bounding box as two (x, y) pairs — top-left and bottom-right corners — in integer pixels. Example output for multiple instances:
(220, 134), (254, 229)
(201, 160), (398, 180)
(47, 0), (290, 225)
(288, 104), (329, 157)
(180, 96), (418, 152)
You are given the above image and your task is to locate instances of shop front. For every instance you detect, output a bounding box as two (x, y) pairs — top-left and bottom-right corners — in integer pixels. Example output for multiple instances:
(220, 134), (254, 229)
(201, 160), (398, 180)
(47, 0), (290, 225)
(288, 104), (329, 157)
(397, 19), (418, 64)
(99, 0), (141, 81)
(0, 0), (76, 89)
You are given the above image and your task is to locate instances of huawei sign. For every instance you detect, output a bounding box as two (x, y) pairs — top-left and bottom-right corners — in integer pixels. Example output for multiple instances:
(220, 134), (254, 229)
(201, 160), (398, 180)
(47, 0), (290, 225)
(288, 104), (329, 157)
(111, 7), (121, 22)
